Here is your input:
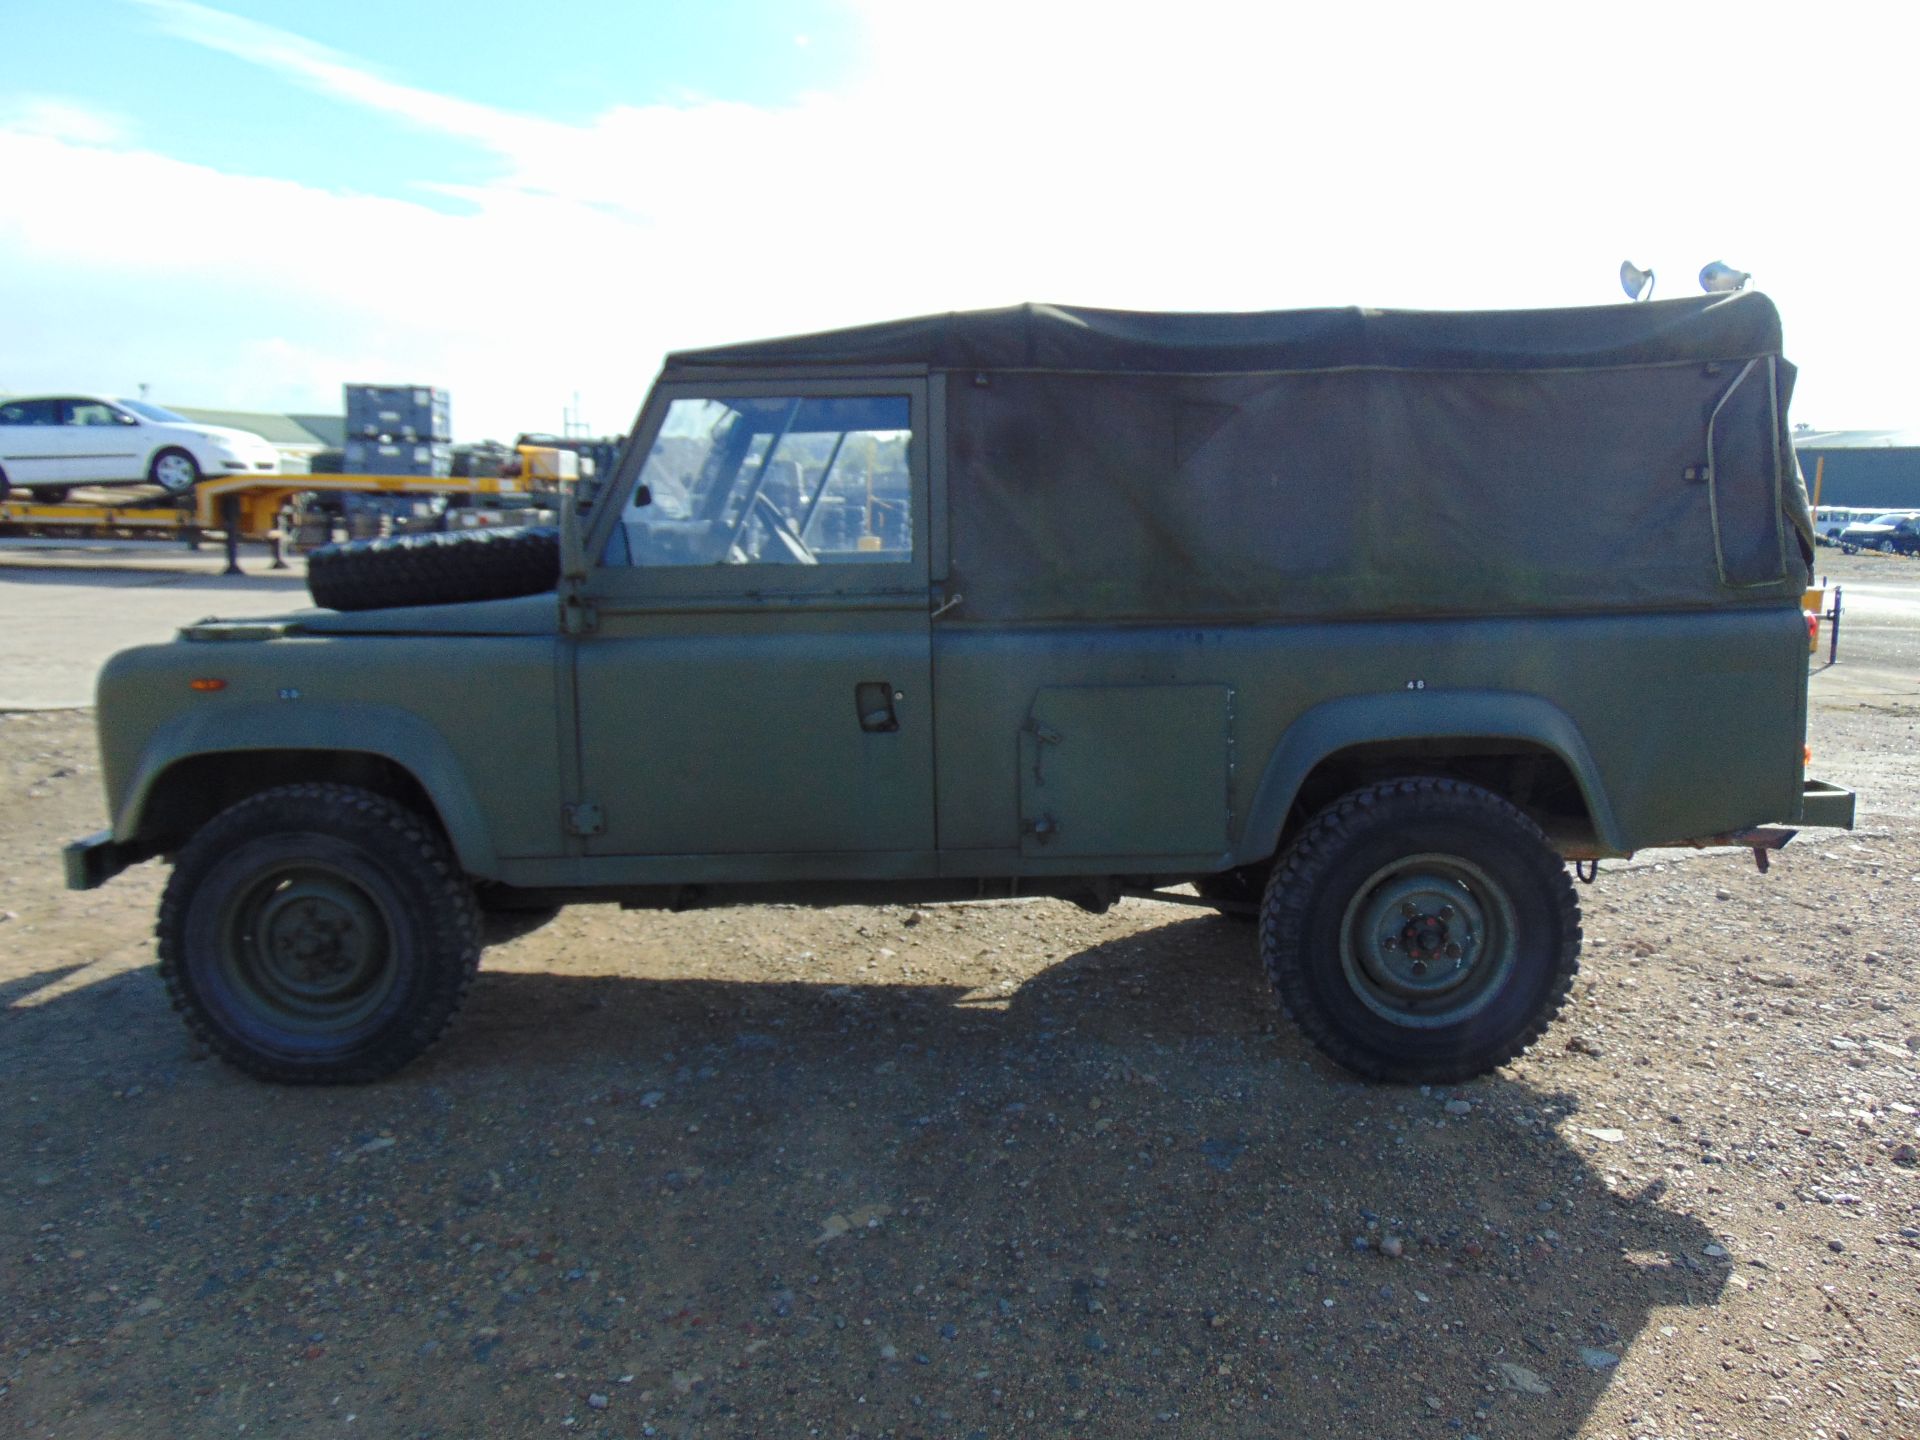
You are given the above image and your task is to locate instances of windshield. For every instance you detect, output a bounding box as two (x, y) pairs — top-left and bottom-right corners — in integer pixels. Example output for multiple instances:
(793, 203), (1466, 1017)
(116, 399), (188, 423)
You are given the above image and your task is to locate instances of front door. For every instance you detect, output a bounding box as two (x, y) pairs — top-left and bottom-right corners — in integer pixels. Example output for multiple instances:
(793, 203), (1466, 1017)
(59, 398), (145, 482)
(572, 380), (936, 861)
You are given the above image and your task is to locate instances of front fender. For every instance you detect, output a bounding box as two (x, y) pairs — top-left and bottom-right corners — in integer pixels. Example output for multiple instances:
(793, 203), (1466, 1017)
(113, 701), (500, 876)
(1234, 689), (1622, 864)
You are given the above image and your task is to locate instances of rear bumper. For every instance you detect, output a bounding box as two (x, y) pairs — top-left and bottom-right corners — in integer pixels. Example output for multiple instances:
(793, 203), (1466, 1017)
(63, 829), (153, 890)
(1798, 779), (1855, 829)
(1561, 778), (1856, 861)
(1713, 780), (1855, 863)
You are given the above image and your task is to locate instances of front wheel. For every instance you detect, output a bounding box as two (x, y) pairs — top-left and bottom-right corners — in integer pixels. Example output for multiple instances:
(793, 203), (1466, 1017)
(1260, 777), (1579, 1083)
(149, 447), (201, 495)
(158, 783), (481, 1083)
(30, 486), (71, 504)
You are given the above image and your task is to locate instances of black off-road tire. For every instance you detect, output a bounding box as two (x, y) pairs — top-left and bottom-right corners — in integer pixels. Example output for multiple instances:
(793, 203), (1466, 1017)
(306, 526), (560, 612)
(0, 464), (10, 501)
(157, 783), (482, 1084)
(1259, 777), (1580, 1083)
(31, 485), (71, 504)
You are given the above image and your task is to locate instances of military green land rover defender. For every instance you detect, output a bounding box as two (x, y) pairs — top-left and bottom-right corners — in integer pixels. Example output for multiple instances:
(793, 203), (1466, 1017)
(67, 295), (1855, 1085)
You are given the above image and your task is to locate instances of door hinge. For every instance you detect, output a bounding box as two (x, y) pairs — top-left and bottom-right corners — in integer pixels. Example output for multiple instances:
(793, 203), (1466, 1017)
(564, 802), (604, 837)
(1023, 716), (1063, 784)
(561, 592), (598, 635)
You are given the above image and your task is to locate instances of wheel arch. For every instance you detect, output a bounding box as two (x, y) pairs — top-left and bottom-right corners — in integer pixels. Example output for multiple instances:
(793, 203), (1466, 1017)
(112, 704), (501, 878)
(145, 442), (203, 485)
(1234, 690), (1623, 867)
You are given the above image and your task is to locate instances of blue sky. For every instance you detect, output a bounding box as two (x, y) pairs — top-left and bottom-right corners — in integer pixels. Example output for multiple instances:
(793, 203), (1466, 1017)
(7, 1), (863, 209)
(2, 1), (1914, 440)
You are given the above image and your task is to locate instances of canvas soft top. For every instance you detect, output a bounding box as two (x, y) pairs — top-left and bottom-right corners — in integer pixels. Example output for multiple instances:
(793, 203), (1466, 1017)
(664, 293), (1784, 376)
(663, 293), (1809, 623)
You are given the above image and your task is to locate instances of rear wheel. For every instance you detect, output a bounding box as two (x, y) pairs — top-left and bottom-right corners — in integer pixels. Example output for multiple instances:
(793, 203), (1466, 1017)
(1260, 777), (1579, 1083)
(29, 485), (70, 503)
(158, 783), (481, 1083)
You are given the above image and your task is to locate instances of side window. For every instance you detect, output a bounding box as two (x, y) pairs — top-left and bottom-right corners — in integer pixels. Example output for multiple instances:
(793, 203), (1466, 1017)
(66, 400), (120, 427)
(0, 398), (60, 425)
(608, 394), (913, 567)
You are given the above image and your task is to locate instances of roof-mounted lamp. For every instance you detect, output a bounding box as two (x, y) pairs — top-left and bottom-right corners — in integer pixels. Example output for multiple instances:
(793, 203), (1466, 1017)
(1698, 261), (1751, 293)
(1619, 261), (1656, 302)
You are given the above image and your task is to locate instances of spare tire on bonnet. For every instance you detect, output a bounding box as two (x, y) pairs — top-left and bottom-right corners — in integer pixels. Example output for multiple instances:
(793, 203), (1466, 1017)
(306, 526), (561, 612)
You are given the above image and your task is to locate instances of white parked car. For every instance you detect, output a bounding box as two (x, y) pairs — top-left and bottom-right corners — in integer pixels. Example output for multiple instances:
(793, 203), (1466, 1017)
(0, 395), (281, 502)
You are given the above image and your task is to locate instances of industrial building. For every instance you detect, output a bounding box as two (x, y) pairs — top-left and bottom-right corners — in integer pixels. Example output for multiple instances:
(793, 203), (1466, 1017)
(170, 407), (339, 471)
(1794, 429), (1920, 511)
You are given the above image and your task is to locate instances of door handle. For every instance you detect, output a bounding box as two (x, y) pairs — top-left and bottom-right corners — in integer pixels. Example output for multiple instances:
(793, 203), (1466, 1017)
(855, 681), (900, 733)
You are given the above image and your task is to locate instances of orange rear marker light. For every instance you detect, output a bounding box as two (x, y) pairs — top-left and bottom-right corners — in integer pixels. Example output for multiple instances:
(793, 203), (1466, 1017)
(189, 678), (227, 692)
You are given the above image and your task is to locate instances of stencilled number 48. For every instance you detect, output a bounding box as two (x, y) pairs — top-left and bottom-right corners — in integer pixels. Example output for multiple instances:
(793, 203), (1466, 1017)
(1405, 679), (1427, 690)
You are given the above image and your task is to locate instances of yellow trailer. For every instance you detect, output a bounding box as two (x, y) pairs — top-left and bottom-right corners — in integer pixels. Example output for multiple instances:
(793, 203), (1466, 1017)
(0, 469), (547, 574)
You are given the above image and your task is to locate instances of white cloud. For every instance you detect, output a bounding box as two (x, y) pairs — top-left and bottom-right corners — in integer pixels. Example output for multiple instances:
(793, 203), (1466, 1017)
(2, 0), (1916, 436)
(0, 127), (664, 434)
(129, 0), (570, 159)
(3, 96), (131, 146)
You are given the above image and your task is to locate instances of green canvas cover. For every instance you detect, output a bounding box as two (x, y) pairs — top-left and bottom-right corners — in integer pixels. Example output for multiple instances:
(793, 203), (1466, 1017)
(667, 295), (1811, 622)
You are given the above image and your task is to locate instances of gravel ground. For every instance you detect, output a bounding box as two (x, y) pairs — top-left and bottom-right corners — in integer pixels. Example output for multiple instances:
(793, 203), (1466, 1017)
(2, 549), (1916, 1439)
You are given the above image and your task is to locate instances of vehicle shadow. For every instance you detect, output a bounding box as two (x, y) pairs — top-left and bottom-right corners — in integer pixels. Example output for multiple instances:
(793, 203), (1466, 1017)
(0, 911), (1723, 1437)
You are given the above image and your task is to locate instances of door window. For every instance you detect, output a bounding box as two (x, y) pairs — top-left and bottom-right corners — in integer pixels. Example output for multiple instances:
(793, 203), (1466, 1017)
(65, 399), (129, 427)
(607, 394), (913, 568)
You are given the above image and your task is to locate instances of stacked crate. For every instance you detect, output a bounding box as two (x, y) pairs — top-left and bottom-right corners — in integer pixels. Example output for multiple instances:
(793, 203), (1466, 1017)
(342, 384), (452, 477)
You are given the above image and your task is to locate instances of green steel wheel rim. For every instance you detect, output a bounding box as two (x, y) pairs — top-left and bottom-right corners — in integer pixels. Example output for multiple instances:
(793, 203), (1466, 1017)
(214, 862), (398, 1036)
(1338, 852), (1519, 1029)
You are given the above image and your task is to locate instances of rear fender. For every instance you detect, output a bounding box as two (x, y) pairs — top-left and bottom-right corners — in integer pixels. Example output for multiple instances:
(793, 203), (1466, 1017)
(1235, 690), (1622, 864)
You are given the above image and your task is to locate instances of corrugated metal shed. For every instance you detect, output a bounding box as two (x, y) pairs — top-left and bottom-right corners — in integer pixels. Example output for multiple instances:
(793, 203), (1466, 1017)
(288, 413), (347, 448)
(1794, 429), (1920, 509)
(171, 407), (330, 450)
(1794, 428), (1920, 449)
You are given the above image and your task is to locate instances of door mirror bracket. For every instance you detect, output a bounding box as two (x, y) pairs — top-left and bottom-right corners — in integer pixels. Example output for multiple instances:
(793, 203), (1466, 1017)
(558, 480), (597, 634)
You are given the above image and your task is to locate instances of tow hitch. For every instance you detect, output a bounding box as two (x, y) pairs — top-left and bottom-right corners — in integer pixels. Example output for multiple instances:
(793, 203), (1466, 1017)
(1726, 826), (1796, 873)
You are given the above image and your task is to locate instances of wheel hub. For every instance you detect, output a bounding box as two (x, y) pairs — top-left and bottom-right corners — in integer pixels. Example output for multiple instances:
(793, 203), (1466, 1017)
(245, 876), (386, 1007)
(1356, 873), (1484, 998)
(1334, 853), (1521, 1030)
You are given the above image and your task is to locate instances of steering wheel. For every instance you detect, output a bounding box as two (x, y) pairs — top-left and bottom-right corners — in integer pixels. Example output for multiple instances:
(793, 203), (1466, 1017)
(751, 491), (818, 564)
